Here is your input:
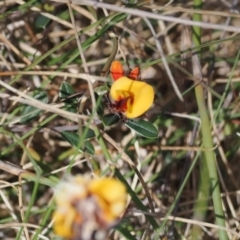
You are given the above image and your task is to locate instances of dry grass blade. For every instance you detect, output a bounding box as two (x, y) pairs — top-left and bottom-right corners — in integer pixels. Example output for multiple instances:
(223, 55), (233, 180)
(52, 0), (240, 33)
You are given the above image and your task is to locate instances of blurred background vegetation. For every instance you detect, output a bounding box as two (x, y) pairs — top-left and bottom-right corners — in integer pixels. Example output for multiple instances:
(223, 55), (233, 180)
(0, 0), (240, 239)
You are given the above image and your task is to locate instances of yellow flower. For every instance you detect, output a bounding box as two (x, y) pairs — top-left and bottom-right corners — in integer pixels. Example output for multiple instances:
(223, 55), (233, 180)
(52, 175), (127, 240)
(110, 76), (154, 119)
(88, 178), (127, 221)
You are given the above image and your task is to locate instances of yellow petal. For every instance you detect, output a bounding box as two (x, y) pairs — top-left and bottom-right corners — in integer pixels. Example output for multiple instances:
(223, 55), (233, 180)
(53, 175), (127, 237)
(53, 206), (76, 238)
(89, 178), (126, 203)
(110, 77), (154, 118)
(110, 200), (127, 217)
(88, 178), (127, 219)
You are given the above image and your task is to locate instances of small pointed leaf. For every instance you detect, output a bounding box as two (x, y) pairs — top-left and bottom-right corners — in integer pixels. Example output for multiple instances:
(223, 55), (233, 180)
(20, 91), (48, 123)
(59, 81), (75, 99)
(61, 131), (82, 150)
(84, 141), (95, 155)
(61, 129), (94, 143)
(125, 119), (158, 138)
(61, 130), (95, 154)
(59, 82), (78, 113)
(35, 15), (51, 29)
(102, 114), (120, 126)
(95, 93), (104, 116)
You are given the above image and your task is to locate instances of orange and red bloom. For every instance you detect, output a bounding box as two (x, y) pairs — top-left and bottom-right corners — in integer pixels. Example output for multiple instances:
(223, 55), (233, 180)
(53, 175), (127, 240)
(109, 61), (154, 119)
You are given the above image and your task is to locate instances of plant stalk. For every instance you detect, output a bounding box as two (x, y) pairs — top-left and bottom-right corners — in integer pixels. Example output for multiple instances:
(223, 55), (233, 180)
(192, 0), (228, 239)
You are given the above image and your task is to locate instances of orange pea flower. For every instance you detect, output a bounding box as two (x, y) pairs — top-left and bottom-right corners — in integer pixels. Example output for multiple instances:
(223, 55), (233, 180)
(110, 60), (140, 81)
(109, 61), (154, 119)
(110, 60), (125, 81)
(53, 175), (127, 240)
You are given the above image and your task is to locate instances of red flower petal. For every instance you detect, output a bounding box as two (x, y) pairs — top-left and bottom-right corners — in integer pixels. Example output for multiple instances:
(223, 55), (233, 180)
(115, 96), (131, 112)
(110, 61), (124, 81)
(129, 66), (140, 80)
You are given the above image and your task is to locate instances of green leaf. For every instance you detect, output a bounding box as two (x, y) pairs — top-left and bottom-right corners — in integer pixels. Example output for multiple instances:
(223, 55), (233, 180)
(60, 129), (95, 154)
(125, 119), (158, 138)
(102, 114), (120, 126)
(64, 101), (78, 113)
(20, 91), (48, 123)
(84, 141), (95, 155)
(61, 132), (81, 149)
(95, 93), (104, 116)
(59, 82), (78, 113)
(61, 129), (95, 143)
(35, 15), (51, 29)
(59, 81), (75, 99)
